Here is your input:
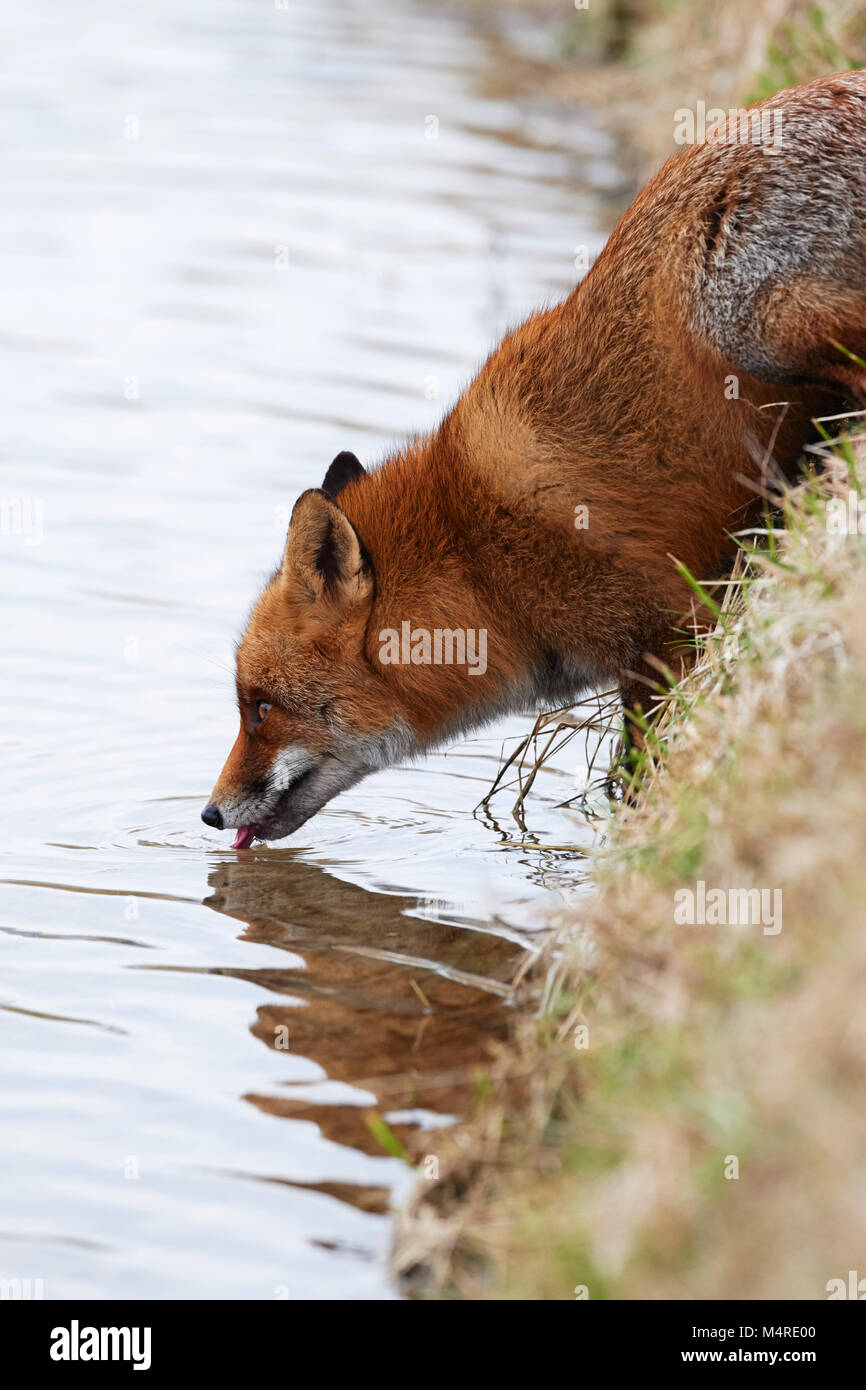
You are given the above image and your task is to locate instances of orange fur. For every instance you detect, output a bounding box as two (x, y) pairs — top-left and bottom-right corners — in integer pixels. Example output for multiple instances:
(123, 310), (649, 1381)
(204, 72), (866, 842)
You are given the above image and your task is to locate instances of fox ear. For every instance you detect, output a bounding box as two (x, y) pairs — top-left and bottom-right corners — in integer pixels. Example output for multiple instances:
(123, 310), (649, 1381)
(322, 450), (365, 498)
(281, 489), (373, 619)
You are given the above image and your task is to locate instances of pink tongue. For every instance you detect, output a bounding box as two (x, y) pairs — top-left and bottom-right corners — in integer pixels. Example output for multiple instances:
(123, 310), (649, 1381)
(232, 826), (256, 850)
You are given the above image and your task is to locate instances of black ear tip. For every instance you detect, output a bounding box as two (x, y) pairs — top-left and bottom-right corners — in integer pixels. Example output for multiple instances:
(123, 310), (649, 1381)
(322, 450), (366, 499)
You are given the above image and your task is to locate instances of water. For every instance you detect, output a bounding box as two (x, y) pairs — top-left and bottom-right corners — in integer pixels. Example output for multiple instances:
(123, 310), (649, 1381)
(0, 0), (630, 1298)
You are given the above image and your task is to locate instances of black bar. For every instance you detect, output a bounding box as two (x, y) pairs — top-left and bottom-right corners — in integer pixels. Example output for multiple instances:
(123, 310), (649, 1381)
(4, 1298), (862, 1374)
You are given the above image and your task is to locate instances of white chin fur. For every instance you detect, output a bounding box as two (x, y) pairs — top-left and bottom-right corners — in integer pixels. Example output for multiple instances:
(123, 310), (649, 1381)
(219, 719), (418, 838)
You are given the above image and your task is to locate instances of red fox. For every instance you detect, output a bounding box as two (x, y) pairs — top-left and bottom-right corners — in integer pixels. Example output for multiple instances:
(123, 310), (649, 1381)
(203, 71), (866, 846)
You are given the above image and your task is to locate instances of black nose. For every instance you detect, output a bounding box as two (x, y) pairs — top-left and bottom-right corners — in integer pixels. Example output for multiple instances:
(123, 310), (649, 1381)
(201, 802), (223, 829)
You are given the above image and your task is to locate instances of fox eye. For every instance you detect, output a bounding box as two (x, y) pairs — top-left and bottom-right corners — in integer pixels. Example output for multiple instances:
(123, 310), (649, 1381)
(256, 701), (272, 723)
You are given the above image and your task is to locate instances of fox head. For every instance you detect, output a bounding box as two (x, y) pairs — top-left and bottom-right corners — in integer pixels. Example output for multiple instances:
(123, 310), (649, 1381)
(202, 452), (414, 847)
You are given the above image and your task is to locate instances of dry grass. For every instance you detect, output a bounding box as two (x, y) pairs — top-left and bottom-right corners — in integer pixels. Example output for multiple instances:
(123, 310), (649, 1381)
(477, 688), (620, 830)
(393, 425), (866, 1299)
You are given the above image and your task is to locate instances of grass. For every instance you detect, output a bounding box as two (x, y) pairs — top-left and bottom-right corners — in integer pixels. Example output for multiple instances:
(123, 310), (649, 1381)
(393, 423), (866, 1299)
(744, 1), (866, 102)
(476, 689), (620, 829)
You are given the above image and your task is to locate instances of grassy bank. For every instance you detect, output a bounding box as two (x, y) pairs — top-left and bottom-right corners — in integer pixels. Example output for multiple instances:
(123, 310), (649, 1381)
(395, 422), (866, 1299)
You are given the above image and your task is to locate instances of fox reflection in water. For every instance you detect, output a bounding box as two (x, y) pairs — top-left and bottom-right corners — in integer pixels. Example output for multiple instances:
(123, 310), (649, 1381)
(202, 853), (525, 1214)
